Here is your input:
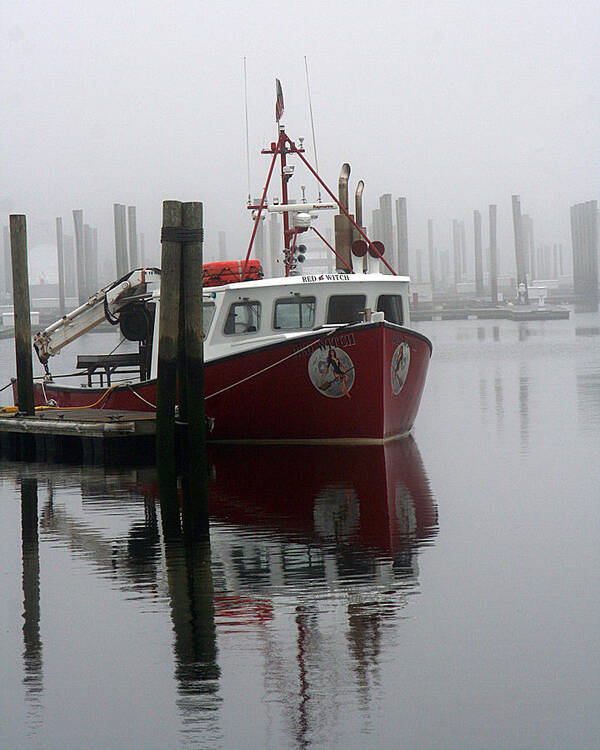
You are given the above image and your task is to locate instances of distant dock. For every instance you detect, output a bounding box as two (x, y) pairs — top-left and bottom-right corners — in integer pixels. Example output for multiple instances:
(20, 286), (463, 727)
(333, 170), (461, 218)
(411, 305), (570, 322)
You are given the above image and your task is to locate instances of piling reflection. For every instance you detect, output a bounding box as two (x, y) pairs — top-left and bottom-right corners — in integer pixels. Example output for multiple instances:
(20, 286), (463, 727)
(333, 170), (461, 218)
(21, 477), (43, 730)
(576, 363), (600, 432)
(519, 364), (530, 452)
(162, 535), (221, 743)
(4, 437), (437, 747)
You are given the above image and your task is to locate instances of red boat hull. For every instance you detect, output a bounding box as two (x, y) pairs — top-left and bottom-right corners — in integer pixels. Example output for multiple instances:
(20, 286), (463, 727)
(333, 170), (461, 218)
(25, 322), (431, 441)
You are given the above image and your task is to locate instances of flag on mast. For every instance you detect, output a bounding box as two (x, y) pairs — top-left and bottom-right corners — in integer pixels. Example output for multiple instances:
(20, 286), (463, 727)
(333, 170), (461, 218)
(275, 78), (284, 122)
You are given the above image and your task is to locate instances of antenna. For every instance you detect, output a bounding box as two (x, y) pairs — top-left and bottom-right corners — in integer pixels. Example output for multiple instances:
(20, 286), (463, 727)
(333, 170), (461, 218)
(244, 57), (251, 204)
(304, 56), (322, 201)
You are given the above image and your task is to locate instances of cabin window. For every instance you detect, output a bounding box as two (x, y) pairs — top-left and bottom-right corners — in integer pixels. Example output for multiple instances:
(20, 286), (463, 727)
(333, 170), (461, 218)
(203, 302), (216, 336)
(224, 300), (261, 335)
(326, 294), (366, 324)
(274, 296), (316, 329)
(377, 295), (404, 325)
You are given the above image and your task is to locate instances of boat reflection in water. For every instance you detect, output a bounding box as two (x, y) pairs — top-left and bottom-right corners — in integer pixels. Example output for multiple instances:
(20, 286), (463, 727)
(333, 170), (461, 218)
(207, 438), (438, 602)
(9, 437), (437, 746)
(205, 438), (438, 745)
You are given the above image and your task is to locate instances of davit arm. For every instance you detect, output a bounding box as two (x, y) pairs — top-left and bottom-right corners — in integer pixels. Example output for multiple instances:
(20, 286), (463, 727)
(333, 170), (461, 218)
(33, 268), (161, 367)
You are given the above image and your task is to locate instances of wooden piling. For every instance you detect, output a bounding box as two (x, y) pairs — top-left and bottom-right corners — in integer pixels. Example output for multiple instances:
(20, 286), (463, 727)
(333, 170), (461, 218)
(55, 217), (66, 316)
(63, 234), (76, 298)
(512, 195), (528, 303)
(84, 223), (98, 296)
(93, 228), (99, 285)
(489, 204), (498, 305)
(128, 206), (139, 268)
(9, 215), (35, 416)
(354, 182), (367, 272)
(452, 219), (462, 286)
(73, 209), (86, 304)
(473, 210), (484, 295)
(395, 197), (409, 276)
(427, 219), (435, 292)
(181, 201), (208, 539)
(113, 203), (128, 278)
(156, 201), (182, 507)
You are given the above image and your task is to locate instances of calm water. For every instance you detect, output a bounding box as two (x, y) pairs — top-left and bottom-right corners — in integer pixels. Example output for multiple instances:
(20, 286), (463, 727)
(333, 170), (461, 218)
(0, 312), (598, 749)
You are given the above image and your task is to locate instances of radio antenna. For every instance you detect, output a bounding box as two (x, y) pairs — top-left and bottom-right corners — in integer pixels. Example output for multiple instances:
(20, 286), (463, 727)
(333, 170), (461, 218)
(304, 55), (322, 201)
(244, 57), (251, 204)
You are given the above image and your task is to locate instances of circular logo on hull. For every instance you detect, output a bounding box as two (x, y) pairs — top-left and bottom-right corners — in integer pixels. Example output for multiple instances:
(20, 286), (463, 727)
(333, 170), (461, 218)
(308, 346), (355, 398)
(391, 342), (410, 395)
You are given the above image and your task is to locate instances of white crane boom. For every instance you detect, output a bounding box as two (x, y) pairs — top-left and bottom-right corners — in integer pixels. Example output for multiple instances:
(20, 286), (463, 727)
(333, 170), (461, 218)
(33, 268), (160, 365)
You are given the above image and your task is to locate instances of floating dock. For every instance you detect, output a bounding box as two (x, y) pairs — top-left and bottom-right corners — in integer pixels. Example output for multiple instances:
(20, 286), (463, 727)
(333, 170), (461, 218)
(411, 305), (570, 322)
(0, 409), (156, 463)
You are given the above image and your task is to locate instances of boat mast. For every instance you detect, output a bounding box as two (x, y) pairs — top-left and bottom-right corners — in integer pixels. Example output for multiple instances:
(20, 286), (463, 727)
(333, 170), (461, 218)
(245, 80), (397, 276)
(279, 125), (292, 259)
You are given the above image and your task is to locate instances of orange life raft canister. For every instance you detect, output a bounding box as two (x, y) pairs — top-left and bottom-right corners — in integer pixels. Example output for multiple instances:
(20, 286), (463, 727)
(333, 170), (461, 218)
(202, 260), (263, 287)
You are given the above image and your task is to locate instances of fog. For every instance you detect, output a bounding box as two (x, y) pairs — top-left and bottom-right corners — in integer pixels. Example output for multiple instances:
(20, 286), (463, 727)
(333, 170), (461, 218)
(1, 0), (598, 281)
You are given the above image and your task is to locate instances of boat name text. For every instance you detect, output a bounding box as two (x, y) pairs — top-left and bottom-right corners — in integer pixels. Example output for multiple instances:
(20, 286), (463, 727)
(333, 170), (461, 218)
(293, 333), (356, 358)
(301, 274), (350, 283)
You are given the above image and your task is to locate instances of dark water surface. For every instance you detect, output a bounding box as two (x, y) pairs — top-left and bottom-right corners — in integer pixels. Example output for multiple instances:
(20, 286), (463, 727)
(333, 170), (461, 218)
(0, 313), (598, 749)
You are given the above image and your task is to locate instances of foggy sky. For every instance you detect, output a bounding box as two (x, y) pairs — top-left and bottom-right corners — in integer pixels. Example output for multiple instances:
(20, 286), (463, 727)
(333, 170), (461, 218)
(1, 0), (598, 280)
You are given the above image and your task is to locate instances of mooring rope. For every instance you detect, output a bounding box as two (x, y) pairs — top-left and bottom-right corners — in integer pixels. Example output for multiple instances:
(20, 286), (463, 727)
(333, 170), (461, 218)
(35, 384), (120, 412)
(126, 387), (156, 409)
(206, 326), (346, 401)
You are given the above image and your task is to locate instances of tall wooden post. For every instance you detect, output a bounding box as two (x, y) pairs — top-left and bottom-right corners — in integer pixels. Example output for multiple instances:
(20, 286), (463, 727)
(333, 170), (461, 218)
(427, 219), (435, 291)
(460, 221), (467, 275)
(63, 235), (76, 298)
(73, 209), (86, 305)
(55, 218), (66, 316)
(93, 228), (99, 284)
(9, 215), (35, 416)
(489, 204), (498, 304)
(128, 206), (139, 268)
(452, 219), (462, 287)
(416, 248), (423, 282)
(84, 223), (97, 295)
(512, 195), (528, 303)
(157, 201), (183, 517)
(395, 197), (409, 276)
(113, 203), (128, 278)
(474, 210), (484, 295)
(354, 181), (367, 272)
(181, 202), (208, 540)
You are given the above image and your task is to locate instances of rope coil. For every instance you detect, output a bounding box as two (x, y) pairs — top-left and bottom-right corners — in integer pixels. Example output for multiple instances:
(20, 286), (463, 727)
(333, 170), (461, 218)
(160, 227), (204, 244)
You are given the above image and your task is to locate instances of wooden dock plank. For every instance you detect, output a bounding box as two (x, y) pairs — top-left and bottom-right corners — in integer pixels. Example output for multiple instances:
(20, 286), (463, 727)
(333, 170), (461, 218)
(0, 409), (156, 438)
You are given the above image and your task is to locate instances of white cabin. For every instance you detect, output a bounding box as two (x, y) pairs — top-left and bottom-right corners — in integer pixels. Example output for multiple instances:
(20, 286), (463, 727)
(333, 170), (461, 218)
(148, 272), (411, 379)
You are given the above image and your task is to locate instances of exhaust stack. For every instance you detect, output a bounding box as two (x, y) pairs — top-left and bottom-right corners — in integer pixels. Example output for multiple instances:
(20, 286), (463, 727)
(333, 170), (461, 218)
(334, 164), (353, 272)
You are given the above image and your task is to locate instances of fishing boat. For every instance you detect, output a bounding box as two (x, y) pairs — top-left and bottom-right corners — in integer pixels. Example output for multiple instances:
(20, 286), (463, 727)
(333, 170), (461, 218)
(20, 83), (432, 442)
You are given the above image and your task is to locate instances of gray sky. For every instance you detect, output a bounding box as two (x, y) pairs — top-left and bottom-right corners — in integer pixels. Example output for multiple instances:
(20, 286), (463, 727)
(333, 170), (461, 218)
(2, 0), (598, 279)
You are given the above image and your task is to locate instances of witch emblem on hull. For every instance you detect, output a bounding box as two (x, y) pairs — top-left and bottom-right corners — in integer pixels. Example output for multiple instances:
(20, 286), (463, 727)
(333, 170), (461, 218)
(391, 342), (410, 395)
(308, 346), (355, 398)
